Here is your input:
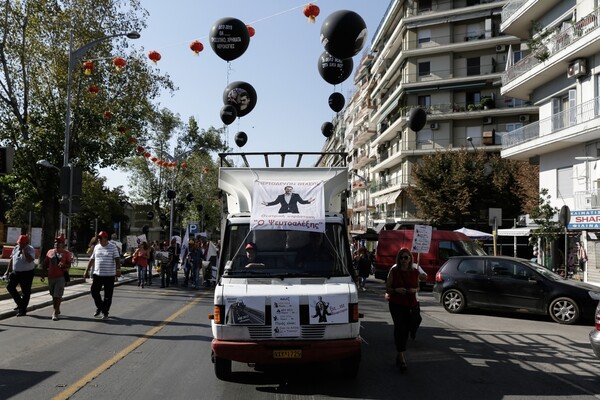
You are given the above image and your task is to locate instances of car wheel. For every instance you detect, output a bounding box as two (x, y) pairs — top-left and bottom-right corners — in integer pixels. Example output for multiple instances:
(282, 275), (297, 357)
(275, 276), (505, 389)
(214, 355), (232, 380)
(549, 297), (580, 325)
(442, 289), (466, 313)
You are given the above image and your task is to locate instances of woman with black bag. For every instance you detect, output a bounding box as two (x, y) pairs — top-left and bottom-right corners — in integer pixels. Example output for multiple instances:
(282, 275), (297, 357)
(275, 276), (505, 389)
(40, 236), (72, 321)
(385, 248), (426, 372)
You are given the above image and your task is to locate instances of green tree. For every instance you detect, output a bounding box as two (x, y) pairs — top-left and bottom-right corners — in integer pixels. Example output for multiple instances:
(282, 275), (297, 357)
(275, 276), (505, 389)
(409, 149), (539, 227)
(0, 0), (173, 254)
(528, 189), (563, 268)
(125, 112), (227, 238)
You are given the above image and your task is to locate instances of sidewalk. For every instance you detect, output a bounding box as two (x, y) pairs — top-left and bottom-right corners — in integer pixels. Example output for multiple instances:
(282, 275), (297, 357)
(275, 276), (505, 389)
(0, 275), (138, 320)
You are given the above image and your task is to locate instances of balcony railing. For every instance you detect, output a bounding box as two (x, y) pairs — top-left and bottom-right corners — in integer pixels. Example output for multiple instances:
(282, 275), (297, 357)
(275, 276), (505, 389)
(502, 8), (600, 85)
(502, 96), (600, 149)
(501, 0), (527, 24)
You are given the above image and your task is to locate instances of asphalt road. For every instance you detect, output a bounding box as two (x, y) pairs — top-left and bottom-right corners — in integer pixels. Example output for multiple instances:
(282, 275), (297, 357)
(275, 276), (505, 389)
(0, 277), (598, 400)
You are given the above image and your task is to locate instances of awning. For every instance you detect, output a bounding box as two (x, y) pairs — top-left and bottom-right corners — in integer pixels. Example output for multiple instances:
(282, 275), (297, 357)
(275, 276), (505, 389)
(497, 227), (531, 237)
(374, 190), (402, 205)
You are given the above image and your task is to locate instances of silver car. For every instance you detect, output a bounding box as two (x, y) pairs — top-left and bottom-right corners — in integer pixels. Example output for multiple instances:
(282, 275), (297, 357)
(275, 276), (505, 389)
(590, 299), (600, 359)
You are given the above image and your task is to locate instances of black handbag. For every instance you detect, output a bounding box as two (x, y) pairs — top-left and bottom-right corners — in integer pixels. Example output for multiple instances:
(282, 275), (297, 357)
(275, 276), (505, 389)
(63, 269), (70, 283)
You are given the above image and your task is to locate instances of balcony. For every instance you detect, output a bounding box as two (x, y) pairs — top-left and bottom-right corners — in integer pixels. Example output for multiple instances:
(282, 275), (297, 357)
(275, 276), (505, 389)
(502, 8), (600, 100)
(574, 190), (600, 210)
(501, 97), (600, 160)
(501, 0), (562, 37)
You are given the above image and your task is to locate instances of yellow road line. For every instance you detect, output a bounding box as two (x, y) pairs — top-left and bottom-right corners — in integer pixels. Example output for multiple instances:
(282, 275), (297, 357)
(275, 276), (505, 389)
(53, 293), (209, 400)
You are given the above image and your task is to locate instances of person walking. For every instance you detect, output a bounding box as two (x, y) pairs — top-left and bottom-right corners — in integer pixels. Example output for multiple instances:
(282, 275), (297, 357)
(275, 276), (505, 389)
(40, 236), (72, 320)
(3, 235), (36, 317)
(146, 241), (157, 286)
(385, 248), (422, 372)
(133, 241), (149, 288)
(84, 231), (121, 320)
(354, 246), (372, 291)
(188, 240), (204, 289)
(167, 237), (181, 286)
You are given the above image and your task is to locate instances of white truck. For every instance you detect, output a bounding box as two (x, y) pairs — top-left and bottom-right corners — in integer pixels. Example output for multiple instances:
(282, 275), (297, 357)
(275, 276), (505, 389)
(209, 152), (361, 380)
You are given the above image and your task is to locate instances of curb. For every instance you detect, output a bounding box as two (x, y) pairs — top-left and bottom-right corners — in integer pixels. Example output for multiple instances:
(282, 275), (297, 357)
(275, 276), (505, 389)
(0, 274), (139, 320)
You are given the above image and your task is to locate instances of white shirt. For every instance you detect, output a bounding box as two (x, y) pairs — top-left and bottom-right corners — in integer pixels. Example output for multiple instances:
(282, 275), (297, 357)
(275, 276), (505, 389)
(10, 245), (35, 272)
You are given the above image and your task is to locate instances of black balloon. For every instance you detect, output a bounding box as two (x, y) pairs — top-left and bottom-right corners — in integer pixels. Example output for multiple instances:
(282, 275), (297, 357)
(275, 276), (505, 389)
(318, 51), (353, 85)
(209, 17), (250, 61)
(328, 92), (345, 112)
(223, 81), (257, 117)
(408, 108), (428, 132)
(320, 10), (367, 59)
(235, 131), (248, 147)
(220, 104), (237, 125)
(321, 122), (334, 137)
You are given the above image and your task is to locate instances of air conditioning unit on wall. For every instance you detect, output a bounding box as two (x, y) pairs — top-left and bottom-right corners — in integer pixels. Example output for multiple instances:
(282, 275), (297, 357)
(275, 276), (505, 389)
(430, 122), (439, 130)
(483, 117), (493, 124)
(519, 115), (530, 122)
(567, 59), (587, 79)
(495, 44), (506, 52)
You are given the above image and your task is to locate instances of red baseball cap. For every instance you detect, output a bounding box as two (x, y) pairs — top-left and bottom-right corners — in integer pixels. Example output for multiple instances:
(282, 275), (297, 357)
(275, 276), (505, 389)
(17, 235), (28, 244)
(245, 242), (257, 250)
(97, 231), (109, 238)
(54, 236), (65, 243)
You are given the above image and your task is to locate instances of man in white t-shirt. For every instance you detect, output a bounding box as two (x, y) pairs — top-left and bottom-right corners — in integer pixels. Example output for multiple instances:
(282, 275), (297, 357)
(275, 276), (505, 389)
(84, 231), (120, 319)
(110, 233), (122, 256)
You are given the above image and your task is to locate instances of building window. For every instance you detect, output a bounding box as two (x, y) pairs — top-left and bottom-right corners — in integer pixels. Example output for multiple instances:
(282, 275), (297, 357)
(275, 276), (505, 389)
(418, 0), (432, 12)
(466, 91), (481, 105)
(418, 61), (430, 76)
(418, 95), (431, 108)
(557, 166), (573, 199)
(467, 57), (480, 76)
(505, 123), (523, 132)
(418, 30), (431, 47)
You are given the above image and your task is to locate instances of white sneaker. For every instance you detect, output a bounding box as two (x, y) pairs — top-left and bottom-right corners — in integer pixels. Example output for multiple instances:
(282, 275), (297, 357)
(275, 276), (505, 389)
(52, 313), (58, 321)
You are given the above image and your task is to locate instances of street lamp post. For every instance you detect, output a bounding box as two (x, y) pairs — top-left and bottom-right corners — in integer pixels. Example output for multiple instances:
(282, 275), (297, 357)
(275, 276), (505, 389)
(63, 30), (140, 246)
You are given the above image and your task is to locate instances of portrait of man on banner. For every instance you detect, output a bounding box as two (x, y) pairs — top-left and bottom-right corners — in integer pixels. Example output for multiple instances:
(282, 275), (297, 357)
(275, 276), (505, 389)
(251, 180), (325, 232)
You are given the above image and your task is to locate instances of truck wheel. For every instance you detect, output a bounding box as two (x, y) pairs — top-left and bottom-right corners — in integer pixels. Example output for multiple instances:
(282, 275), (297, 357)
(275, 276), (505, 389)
(340, 354), (361, 378)
(214, 356), (232, 380)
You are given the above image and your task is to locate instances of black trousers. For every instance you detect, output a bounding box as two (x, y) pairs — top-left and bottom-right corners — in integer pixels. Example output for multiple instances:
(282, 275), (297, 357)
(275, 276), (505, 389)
(388, 302), (411, 353)
(7, 269), (35, 313)
(91, 274), (115, 315)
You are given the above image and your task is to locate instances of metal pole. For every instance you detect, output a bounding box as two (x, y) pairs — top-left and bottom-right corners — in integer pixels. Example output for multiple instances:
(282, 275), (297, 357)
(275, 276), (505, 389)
(67, 164), (73, 251)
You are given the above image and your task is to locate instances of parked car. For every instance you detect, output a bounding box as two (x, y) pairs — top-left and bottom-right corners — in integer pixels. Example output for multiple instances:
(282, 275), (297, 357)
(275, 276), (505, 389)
(433, 256), (600, 325)
(591, 301), (600, 358)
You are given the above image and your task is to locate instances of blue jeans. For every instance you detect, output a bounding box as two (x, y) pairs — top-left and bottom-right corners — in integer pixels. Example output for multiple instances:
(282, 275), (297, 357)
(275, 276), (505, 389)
(192, 265), (200, 288)
(136, 265), (147, 286)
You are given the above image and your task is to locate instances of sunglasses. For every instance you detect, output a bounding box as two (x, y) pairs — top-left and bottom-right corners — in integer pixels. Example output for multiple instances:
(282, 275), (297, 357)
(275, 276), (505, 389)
(400, 255), (411, 260)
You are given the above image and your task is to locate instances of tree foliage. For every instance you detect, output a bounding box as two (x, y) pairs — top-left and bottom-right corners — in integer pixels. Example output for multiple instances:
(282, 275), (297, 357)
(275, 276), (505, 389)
(124, 111), (228, 236)
(0, 0), (173, 252)
(408, 149), (539, 227)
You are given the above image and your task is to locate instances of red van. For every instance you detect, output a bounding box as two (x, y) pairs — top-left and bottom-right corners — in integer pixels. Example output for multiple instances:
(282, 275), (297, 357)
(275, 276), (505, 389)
(374, 230), (486, 284)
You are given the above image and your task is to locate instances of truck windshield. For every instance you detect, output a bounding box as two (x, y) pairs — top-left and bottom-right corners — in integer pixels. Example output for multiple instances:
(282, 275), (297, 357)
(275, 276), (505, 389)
(221, 224), (351, 278)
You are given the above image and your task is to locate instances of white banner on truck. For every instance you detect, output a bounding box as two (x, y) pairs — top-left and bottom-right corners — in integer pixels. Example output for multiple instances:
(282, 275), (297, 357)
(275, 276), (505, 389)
(250, 180), (325, 232)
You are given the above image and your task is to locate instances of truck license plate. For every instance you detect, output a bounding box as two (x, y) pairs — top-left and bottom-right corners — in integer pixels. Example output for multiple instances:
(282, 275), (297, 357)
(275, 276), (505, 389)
(273, 349), (302, 359)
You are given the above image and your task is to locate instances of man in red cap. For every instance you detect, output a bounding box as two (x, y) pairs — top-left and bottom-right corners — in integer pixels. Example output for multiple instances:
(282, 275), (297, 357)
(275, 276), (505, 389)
(3, 234), (36, 316)
(41, 236), (72, 321)
(84, 231), (121, 319)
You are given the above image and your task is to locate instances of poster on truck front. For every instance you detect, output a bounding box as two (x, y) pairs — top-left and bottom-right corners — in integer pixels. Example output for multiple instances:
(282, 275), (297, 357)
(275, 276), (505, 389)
(250, 180), (325, 233)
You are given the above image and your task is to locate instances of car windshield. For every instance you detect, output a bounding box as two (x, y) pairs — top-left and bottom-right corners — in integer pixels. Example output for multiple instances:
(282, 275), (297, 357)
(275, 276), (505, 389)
(523, 260), (565, 280)
(221, 223), (351, 278)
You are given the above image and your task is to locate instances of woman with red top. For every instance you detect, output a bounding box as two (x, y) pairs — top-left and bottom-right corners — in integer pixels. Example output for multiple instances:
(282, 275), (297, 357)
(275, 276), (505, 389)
(133, 242), (150, 288)
(385, 248), (421, 372)
(41, 236), (72, 321)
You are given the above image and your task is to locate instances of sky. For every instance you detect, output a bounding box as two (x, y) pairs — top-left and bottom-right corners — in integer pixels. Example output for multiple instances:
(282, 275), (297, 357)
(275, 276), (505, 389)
(100, 0), (392, 193)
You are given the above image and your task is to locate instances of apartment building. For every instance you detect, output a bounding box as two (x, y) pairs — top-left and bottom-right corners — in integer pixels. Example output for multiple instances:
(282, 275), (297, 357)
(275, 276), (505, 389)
(500, 0), (600, 284)
(327, 0), (534, 235)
